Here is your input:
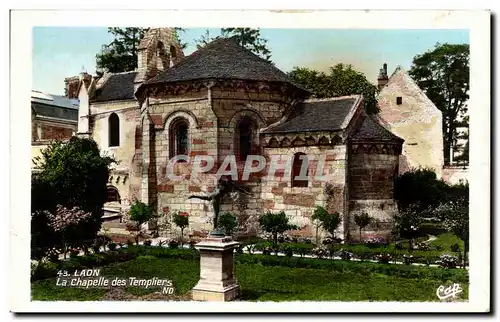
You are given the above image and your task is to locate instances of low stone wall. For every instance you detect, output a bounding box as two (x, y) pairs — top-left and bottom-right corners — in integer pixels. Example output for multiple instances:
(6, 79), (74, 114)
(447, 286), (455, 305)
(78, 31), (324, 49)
(442, 166), (469, 185)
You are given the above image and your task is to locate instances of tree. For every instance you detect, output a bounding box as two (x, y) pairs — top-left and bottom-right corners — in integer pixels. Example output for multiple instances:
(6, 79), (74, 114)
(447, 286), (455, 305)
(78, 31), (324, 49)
(354, 213), (373, 242)
(259, 211), (298, 245)
(409, 43), (469, 165)
(96, 27), (186, 74)
(194, 29), (220, 50)
(32, 137), (116, 251)
(96, 28), (150, 73)
(220, 28), (272, 61)
(289, 64), (379, 114)
(392, 204), (422, 251)
(128, 201), (156, 245)
(437, 197), (469, 268)
(172, 211), (189, 246)
(394, 168), (449, 213)
(44, 205), (92, 259)
(217, 212), (238, 236)
(312, 206), (329, 245)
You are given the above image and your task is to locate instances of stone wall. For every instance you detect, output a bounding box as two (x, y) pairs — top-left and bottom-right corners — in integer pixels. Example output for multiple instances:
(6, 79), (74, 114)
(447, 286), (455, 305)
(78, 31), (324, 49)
(442, 166), (469, 185)
(261, 145), (348, 240)
(377, 69), (444, 178)
(348, 153), (399, 241)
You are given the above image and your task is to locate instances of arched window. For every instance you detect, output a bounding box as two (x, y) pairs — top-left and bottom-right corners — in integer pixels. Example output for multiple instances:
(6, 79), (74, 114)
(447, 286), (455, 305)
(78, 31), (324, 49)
(157, 41), (165, 57)
(109, 113), (120, 147)
(106, 186), (121, 203)
(170, 45), (177, 59)
(292, 152), (309, 187)
(169, 118), (189, 159)
(236, 118), (255, 161)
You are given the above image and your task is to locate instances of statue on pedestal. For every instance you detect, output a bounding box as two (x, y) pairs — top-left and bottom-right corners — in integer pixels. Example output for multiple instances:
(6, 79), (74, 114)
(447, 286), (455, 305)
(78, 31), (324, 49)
(188, 176), (251, 237)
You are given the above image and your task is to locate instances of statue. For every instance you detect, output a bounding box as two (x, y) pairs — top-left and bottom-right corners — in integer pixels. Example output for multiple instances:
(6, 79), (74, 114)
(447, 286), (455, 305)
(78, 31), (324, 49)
(188, 176), (252, 237)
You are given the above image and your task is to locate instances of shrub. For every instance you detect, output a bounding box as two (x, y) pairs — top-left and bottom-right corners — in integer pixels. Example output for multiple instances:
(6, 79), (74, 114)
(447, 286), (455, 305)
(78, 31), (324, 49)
(339, 249), (353, 261)
(31, 261), (58, 281)
(143, 240), (152, 246)
(403, 254), (415, 265)
(281, 244), (294, 257)
(168, 239), (179, 249)
(258, 211), (298, 245)
(312, 247), (329, 259)
(69, 249), (80, 258)
(282, 243), (315, 257)
(107, 243), (117, 251)
(217, 212), (238, 236)
(376, 253), (392, 264)
(254, 242), (274, 255)
(437, 254), (458, 269)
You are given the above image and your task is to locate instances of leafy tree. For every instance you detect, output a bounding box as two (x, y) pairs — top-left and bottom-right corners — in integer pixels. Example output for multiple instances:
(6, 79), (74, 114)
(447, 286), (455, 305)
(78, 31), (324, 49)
(409, 43), (470, 165)
(437, 198), (469, 268)
(312, 206), (329, 244)
(96, 28), (150, 73)
(394, 168), (450, 213)
(129, 200), (156, 245)
(32, 137), (116, 252)
(392, 204), (422, 250)
(289, 64), (379, 114)
(317, 211), (342, 240)
(217, 212), (238, 236)
(354, 213), (373, 242)
(172, 211), (189, 246)
(194, 29), (220, 50)
(259, 211), (298, 245)
(41, 205), (92, 259)
(96, 27), (186, 74)
(221, 28), (272, 61)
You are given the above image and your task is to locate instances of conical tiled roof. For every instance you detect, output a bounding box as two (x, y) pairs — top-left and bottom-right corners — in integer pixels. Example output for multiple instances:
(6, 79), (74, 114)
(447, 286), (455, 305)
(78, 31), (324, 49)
(140, 37), (309, 93)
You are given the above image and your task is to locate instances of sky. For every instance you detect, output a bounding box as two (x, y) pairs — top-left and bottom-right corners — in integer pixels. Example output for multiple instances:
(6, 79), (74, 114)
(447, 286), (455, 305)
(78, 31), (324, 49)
(32, 27), (469, 95)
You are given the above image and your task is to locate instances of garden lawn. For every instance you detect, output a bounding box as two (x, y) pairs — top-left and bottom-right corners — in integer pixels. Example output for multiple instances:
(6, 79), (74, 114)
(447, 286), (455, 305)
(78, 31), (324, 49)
(31, 254), (468, 302)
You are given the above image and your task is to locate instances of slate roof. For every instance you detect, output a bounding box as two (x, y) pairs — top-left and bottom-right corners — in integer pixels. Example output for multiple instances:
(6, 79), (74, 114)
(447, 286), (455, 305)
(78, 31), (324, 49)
(31, 90), (79, 109)
(92, 71), (139, 102)
(140, 37), (308, 93)
(350, 116), (404, 142)
(263, 96), (360, 134)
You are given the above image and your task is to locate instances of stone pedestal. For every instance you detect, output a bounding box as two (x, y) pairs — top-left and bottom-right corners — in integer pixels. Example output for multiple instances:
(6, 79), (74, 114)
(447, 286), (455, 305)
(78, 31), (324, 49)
(191, 236), (240, 302)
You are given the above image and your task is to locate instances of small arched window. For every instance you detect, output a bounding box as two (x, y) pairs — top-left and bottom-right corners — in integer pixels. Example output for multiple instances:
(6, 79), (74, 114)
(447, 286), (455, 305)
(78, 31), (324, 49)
(170, 118), (189, 159)
(170, 45), (177, 59)
(109, 113), (120, 147)
(236, 118), (255, 161)
(292, 152), (309, 187)
(106, 186), (121, 203)
(157, 41), (165, 57)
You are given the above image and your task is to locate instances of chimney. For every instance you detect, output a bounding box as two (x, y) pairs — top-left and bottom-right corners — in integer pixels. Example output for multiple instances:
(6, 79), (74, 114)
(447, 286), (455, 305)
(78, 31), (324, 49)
(377, 63), (389, 91)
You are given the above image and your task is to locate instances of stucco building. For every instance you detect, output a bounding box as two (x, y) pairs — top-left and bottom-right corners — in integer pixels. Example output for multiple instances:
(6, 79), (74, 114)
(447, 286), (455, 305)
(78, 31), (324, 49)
(65, 28), (408, 241)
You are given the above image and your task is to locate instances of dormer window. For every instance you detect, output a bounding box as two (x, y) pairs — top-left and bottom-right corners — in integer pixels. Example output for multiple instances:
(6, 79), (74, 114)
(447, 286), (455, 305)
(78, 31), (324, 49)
(396, 97), (403, 105)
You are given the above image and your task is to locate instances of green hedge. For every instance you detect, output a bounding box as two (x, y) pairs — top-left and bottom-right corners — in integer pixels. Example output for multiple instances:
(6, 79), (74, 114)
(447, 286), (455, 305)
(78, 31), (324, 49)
(235, 254), (468, 283)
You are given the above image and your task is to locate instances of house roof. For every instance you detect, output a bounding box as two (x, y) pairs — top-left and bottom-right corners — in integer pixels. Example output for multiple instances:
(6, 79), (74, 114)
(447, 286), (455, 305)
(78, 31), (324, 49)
(263, 95), (361, 134)
(31, 90), (79, 109)
(140, 37), (308, 93)
(350, 115), (404, 142)
(92, 71), (140, 102)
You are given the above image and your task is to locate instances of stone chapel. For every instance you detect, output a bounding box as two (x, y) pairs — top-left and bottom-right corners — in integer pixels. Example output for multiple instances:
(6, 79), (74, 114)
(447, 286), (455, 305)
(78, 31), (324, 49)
(65, 28), (411, 241)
